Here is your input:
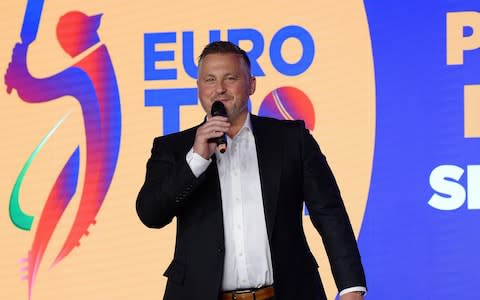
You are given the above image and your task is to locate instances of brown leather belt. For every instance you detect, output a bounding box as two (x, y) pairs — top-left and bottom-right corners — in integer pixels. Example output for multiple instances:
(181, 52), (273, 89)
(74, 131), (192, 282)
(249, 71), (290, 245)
(220, 286), (274, 300)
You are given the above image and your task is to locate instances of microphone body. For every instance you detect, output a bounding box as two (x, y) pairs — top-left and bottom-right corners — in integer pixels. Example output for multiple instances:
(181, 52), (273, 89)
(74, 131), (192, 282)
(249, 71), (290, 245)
(211, 101), (227, 153)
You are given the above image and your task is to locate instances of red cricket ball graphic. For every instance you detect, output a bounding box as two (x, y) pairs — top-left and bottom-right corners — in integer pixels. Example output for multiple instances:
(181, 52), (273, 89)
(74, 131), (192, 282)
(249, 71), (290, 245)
(258, 86), (315, 130)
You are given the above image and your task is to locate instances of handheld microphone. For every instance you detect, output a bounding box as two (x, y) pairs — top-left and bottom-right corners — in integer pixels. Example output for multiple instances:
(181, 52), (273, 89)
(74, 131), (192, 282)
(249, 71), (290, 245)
(211, 101), (227, 153)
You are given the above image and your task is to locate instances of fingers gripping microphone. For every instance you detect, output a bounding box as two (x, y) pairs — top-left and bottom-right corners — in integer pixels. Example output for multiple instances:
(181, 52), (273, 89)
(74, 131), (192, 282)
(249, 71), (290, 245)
(211, 101), (227, 153)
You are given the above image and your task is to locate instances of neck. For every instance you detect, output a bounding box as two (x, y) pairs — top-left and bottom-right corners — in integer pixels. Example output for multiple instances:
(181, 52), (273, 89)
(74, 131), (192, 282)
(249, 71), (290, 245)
(227, 112), (248, 138)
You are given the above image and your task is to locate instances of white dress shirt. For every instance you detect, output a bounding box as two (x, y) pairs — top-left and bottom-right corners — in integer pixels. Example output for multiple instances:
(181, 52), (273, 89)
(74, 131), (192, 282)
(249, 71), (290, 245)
(186, 114), (366, 296)
(187, 114), (273, 291)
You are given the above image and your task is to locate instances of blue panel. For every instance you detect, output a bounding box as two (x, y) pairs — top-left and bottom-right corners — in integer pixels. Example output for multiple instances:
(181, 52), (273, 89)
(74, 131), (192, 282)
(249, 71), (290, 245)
(360, 1), (480, 298)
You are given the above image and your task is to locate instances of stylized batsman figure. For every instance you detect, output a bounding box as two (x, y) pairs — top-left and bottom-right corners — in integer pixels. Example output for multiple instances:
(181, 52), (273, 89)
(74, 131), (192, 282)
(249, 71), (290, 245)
(4, 2), (121, 299)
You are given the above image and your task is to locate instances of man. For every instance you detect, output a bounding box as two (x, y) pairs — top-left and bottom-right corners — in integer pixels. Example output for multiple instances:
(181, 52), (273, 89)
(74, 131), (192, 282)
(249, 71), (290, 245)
(136, 41), (366, 300)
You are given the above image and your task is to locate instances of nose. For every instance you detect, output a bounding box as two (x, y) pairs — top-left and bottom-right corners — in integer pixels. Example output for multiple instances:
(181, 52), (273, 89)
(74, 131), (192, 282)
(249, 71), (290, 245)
(215, 80), (226, 94)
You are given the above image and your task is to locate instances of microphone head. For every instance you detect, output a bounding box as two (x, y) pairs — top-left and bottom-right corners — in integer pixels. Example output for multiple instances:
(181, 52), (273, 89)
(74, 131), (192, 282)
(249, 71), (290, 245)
(211, 101), (227, 117)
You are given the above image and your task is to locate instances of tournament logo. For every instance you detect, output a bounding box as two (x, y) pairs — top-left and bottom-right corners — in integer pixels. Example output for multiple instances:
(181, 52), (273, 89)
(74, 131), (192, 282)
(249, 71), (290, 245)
(4, 1), (121, 299)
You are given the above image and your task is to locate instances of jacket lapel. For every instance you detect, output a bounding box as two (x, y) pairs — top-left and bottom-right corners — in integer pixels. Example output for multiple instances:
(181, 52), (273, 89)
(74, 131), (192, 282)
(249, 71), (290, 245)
(250, 115), (282, 242)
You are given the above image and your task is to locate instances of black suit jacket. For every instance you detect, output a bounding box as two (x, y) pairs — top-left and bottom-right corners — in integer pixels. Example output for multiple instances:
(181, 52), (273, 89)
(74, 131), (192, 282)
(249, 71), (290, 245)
(136, 115), (366, 300)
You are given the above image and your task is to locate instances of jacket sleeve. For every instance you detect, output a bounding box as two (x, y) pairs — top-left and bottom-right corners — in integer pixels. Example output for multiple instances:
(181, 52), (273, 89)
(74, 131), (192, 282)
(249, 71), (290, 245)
(300, 124), (367, 291)
(136, 137), (204, 228)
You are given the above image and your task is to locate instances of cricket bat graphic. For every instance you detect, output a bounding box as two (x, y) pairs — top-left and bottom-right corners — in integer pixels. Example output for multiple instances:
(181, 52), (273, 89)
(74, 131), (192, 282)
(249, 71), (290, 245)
(20, 0), (45, 44)
(6, 0), (45, 93)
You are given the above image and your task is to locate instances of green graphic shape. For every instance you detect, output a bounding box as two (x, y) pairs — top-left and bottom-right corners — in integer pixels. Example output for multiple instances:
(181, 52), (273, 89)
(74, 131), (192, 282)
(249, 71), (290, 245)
(9, 113), (70, 231)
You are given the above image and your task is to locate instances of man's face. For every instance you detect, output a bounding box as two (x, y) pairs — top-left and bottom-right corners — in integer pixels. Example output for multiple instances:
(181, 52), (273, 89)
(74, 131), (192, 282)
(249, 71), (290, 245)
(197, 53), (256, 125)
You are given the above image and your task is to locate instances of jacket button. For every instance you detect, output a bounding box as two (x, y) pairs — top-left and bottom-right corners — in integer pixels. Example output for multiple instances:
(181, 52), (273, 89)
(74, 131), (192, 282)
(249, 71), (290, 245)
(217, 247), (224, 254)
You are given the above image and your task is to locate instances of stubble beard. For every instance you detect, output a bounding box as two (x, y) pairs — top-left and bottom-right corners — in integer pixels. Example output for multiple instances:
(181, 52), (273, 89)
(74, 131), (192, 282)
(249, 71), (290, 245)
(226, 101), (248, 125)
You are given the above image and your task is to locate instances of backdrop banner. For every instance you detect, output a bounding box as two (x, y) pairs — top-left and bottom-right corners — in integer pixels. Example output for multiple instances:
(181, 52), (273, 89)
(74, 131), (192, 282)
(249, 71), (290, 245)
(0, 1), (478, 299)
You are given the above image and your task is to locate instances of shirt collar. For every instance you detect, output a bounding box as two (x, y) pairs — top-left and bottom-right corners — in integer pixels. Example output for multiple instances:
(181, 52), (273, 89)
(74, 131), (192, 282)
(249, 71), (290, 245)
(240, 113), (253, 133)
(229, 113), (253, 141)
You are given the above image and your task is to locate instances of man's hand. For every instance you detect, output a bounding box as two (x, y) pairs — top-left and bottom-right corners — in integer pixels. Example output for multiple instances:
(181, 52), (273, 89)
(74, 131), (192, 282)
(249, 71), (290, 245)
(5, 43), (29, 94)
(340, 291), (364, 300)
(193, 116), (230, 159)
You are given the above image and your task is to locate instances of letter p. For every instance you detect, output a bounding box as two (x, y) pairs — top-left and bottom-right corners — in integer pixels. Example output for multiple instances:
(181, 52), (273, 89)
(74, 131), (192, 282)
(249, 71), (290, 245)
(447, 12), (480, 65)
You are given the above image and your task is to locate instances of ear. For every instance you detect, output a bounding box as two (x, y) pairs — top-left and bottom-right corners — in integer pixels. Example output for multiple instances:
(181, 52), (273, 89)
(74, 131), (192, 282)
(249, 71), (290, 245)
(249, 76), (256, 95)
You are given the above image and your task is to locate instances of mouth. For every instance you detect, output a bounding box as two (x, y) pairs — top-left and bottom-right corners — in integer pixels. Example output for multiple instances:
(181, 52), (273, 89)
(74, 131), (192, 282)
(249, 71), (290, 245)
(213, 95), (232, 102)
(213, 99), (231, 103)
